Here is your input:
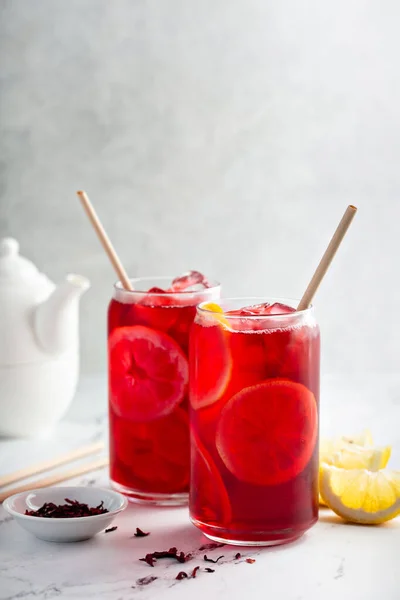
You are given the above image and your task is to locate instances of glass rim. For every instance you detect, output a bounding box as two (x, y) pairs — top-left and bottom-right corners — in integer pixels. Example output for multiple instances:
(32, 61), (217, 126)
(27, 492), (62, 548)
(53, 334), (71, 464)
(197, 296), (314, 319)
(114, 275), (221, 296)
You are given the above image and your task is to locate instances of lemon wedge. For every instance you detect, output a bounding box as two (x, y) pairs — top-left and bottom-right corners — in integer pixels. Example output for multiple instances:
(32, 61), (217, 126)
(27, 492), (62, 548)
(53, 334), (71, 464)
(202, 302), (224, 313)
(341, 429), (374, 447)
(320, 429), (374, 463)
(319, 464), (400, 524)
(319, 429), (376, 506)
(202, 302), (230, 327)
(328, 445), (391, 471)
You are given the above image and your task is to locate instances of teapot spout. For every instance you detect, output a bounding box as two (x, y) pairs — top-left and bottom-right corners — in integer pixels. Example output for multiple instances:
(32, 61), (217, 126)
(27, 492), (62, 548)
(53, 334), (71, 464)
(34, 274), (90, 355)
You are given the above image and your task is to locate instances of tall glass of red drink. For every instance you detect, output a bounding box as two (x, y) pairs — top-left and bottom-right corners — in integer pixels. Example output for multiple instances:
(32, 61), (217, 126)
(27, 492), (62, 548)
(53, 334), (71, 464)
(109, 273), (220, 505)
(189, 298), (320, 545)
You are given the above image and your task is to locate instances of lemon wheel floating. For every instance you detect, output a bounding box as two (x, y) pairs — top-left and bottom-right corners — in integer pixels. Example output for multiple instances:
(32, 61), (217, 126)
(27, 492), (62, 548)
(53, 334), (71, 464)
(216, 379), (318, 486)
(109, 325), (189, 422)
(320, 464), (400, 524)
(189, 321), (232, 410)
(190, 429), (232, 525)
(115, 408), (190, 493)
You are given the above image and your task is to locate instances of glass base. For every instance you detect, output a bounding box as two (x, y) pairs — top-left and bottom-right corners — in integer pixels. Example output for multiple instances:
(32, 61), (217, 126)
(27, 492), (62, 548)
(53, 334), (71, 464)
(111, 479), (188, 506)
(190, 516), (316, 547)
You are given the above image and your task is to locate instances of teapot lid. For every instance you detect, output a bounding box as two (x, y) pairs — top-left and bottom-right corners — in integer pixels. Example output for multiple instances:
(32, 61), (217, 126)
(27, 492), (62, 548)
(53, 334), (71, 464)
(0, 238), (43, 285)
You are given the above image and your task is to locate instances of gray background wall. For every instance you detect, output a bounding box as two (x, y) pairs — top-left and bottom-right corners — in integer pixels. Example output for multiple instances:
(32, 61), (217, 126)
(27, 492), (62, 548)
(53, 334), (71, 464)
(1, 0), (399, 375)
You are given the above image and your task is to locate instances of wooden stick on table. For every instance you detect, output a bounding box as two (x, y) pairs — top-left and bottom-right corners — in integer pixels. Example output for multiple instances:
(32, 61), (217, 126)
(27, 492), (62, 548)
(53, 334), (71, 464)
(0, 441), (105, 488)
(0, 456), (109, 503)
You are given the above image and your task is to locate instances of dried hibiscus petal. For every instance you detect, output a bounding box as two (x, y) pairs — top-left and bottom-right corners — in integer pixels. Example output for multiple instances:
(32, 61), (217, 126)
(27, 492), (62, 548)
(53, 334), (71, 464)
(176, 571), (188, 580)
(175, 566), (200, 581)
(140, 547), (192, 567)
(134, 527), (150, 537)
(104, 526), (117, 533)
(136, 576), (157, 586)
(204, 555), (224, 564)
(198, 542), (225, 551)
(140, 554), (156, 567)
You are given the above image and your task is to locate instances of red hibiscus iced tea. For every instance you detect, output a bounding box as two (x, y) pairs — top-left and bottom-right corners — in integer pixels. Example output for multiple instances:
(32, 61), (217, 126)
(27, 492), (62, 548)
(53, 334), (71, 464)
(189, 298), (320, 544)
(109, 273), (220, 504)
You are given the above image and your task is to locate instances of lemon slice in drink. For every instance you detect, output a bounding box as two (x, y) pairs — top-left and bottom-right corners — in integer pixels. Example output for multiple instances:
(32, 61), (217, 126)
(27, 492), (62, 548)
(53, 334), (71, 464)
(320, 464), (400, 524)
(202, 302), (230, 327)
(202, 302), (224, 313)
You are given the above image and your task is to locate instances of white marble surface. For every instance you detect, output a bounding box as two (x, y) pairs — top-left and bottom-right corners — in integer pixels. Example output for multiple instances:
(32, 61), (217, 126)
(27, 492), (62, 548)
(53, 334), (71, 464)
(0, 374), (399, 600)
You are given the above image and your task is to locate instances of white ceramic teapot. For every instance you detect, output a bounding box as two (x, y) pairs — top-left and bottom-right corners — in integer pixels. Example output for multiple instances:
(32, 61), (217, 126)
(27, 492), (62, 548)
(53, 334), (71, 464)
(0, 238), (90, 437)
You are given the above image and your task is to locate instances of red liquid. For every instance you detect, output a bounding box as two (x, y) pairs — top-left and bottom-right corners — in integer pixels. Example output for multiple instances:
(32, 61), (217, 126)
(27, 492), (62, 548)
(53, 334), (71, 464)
(189, 303), (320, 544)
(108, 284), (219, 503)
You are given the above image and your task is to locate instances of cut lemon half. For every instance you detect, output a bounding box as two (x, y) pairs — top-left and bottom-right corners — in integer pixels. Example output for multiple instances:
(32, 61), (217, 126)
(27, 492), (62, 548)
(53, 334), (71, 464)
(320, 464), (400, 524)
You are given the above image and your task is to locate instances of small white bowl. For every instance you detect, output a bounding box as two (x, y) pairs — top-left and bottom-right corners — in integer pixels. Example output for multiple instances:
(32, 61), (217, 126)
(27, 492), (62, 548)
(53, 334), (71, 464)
(3, 486), (128, 542)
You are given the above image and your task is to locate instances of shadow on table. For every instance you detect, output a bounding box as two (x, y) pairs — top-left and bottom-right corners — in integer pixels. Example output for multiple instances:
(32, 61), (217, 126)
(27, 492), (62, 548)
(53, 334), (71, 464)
(319, 508), (400, 529)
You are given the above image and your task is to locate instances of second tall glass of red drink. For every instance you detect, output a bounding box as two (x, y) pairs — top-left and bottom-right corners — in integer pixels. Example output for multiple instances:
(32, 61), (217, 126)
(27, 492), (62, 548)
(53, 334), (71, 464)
(108, 273), (220, 505)
(190, 298), (320, 545)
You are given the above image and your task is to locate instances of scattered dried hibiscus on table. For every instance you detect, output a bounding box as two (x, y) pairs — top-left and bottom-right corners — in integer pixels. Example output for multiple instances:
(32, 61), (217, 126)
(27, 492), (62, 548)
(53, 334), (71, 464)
(204, 554), (224, 564)
(198, 542), (225, 551)
(138, 544), (256, 581)
(134, 527), (150, 537)
(175, 566), (201, 581)
(140, 547), (192, 567)
(104, 526), (118, 533)
(135, 576), (158, 586)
